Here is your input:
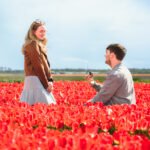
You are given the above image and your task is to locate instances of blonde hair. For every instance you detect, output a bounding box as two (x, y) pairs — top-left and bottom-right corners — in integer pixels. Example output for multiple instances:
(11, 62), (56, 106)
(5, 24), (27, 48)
(22, 20), (47, 54)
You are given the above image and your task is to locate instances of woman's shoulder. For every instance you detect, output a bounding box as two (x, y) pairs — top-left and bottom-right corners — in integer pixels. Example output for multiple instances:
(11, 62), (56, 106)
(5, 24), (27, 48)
(24, 41), (39, 52)
(25, 40), (37, 48)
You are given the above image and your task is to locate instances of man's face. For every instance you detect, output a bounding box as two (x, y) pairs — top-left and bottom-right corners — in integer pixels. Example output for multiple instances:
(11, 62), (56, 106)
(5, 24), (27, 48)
(105, 49), (112, 66)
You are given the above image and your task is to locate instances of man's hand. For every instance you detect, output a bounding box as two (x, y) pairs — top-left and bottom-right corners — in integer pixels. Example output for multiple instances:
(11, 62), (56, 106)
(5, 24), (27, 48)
(85, 72), (94, 83)
(87, 99), (92, 103)
(83, 99), (93, 106)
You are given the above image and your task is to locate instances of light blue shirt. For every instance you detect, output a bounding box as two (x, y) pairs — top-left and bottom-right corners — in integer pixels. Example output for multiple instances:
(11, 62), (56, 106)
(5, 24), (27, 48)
(91, 63), (136, 105)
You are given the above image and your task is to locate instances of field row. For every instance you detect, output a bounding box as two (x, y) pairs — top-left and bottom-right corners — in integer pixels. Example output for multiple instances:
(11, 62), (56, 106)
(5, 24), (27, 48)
(0, 73), (150, 82)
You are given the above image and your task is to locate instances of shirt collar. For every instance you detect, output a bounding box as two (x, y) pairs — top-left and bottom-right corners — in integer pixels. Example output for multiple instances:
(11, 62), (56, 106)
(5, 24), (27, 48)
(112, 63), (122, 70)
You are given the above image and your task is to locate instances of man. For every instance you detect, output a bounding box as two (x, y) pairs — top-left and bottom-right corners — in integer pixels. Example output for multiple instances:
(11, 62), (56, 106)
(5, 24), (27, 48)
(86, 44), (136, 105)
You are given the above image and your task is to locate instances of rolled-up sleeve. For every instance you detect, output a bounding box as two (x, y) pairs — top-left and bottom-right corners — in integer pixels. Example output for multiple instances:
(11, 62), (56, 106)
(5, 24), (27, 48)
(91, 73), (123, 104)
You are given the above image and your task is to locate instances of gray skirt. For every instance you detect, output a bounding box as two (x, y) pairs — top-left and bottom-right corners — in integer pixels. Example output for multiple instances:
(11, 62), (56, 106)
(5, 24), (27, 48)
(20, 76), (56, 105)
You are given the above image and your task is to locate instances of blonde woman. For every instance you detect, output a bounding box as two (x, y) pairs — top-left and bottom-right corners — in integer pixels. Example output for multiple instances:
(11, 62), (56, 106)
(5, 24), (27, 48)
(20, 20), (56, 105)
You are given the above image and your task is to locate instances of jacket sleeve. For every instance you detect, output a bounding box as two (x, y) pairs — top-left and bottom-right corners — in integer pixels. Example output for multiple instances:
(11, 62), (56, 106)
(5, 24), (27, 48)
(91, 81), (102, 92)
(26, 41), (49, 89)
(91, 73), (123, 104)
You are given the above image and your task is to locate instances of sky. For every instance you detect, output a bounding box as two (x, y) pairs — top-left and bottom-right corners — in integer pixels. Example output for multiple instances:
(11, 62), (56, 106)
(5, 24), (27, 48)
(0, 0), (150, 70)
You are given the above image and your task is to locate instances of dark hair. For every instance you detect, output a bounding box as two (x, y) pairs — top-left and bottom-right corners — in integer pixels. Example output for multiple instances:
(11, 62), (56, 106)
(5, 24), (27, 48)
(106, 44), (127, 60)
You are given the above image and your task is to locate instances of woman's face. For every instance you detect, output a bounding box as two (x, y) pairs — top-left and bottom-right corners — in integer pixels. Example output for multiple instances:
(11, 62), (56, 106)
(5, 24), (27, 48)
(34, 25), (46, 40)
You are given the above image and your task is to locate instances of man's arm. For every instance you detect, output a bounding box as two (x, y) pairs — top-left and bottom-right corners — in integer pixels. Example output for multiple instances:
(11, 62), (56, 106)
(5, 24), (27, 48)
(85, 72), (102, 92)
(90, 81), (102, 92)
(91, 73), (123, 104)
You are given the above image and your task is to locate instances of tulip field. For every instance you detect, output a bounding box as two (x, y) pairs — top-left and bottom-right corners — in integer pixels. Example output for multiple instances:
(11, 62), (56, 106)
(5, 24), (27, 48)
(0, 81), (150, 149)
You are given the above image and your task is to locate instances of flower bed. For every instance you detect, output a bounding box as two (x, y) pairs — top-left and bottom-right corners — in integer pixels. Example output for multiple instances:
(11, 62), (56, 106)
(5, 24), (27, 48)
(0, 81), (150, 149)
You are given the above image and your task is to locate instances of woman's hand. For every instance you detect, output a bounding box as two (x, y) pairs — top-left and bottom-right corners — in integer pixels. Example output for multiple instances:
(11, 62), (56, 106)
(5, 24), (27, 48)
(46, 82), (53, 93)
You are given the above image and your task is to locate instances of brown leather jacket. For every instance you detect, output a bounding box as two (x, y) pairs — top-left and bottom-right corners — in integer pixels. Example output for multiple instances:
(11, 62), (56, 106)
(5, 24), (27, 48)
(24, 41), (51, 89)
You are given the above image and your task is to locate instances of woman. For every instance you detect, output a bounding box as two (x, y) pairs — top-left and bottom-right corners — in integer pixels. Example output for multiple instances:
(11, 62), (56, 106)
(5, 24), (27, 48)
(20, 20), (56, 105)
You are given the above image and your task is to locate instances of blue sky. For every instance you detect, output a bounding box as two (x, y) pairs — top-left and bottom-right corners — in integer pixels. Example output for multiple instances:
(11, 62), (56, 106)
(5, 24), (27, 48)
(0, 0), (150, 69)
